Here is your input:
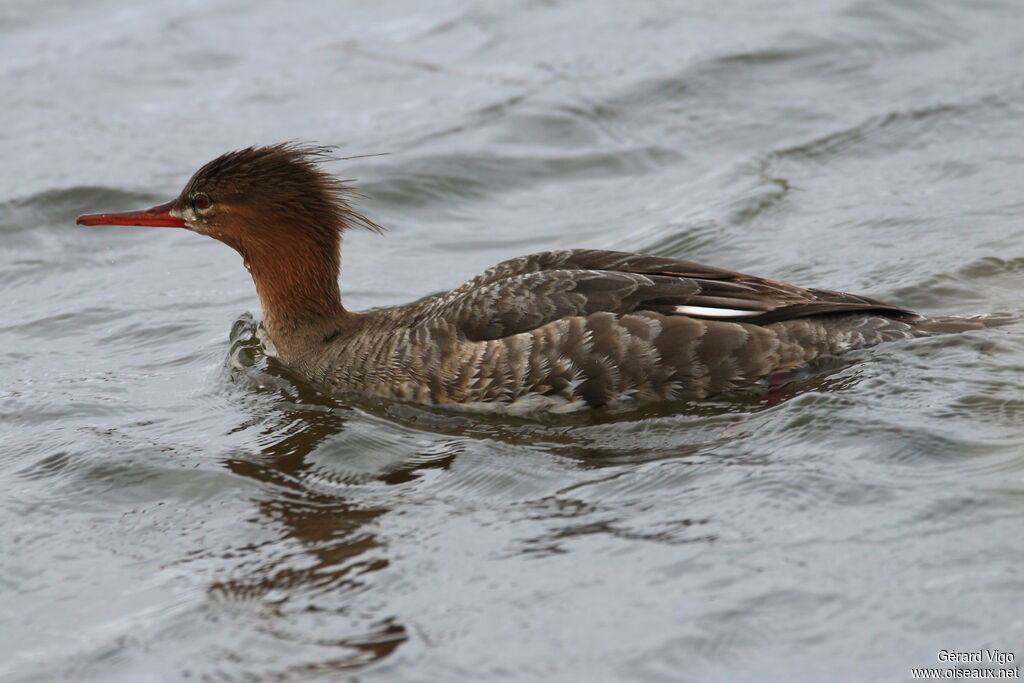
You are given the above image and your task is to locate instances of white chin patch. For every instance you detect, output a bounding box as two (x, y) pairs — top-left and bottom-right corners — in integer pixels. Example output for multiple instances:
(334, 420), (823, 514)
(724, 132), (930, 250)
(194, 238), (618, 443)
(172, 206), (198, 227)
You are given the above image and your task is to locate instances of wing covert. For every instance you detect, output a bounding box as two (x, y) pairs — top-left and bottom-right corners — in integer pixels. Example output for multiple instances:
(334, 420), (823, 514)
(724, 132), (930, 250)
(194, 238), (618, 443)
(409, 249), (912, 341)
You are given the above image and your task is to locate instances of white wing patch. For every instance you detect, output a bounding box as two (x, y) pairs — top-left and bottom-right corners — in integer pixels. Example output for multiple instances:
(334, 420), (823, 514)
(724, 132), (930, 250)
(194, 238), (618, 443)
(672, 305), (761, 319)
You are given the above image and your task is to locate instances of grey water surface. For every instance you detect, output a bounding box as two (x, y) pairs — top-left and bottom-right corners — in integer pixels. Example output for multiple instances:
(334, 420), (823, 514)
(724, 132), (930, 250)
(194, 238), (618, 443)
(2, 1), (1024, 681)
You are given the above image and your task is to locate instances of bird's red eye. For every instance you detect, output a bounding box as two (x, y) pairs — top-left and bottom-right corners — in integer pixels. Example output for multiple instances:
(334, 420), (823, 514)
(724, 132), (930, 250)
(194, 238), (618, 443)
(193, 193), (211, 210)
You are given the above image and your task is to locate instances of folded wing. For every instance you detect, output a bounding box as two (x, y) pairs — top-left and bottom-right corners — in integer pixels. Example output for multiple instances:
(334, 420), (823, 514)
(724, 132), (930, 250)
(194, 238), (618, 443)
(415, 249), (913, 342)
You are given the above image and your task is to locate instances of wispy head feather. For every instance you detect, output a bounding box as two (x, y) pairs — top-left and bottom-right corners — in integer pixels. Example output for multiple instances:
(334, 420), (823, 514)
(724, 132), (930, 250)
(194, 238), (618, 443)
(182, 142), (383, 236)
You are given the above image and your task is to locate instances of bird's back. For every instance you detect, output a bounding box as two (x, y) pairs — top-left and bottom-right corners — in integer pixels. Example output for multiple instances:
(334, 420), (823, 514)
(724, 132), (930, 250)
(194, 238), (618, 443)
(303, 250), (988, 412)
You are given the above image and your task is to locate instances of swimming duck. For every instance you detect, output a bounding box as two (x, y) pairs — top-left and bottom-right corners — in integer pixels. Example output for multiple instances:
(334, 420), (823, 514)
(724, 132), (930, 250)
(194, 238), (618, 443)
(77, 143), (988, 412)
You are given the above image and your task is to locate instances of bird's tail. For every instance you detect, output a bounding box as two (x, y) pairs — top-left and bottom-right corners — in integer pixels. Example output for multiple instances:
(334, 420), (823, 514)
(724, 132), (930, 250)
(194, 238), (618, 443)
(909, 312), (1014, 336)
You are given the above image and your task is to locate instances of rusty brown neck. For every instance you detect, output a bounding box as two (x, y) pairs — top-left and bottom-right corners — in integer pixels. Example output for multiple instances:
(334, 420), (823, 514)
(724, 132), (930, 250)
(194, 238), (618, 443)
(238, 229), (353, 364)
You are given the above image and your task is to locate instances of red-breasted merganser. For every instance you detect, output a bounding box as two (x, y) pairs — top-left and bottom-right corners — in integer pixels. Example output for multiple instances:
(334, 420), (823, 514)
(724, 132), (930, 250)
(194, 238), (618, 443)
(77, 143), (990, 413)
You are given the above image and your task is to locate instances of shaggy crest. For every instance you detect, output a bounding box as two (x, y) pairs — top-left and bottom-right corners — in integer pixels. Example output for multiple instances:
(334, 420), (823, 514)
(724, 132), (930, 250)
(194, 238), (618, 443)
(179, 142), (383, 236)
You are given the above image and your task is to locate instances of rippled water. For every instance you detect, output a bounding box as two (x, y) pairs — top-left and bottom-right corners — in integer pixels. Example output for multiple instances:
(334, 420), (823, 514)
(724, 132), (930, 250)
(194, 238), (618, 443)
(3, 1), (1024, 680)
